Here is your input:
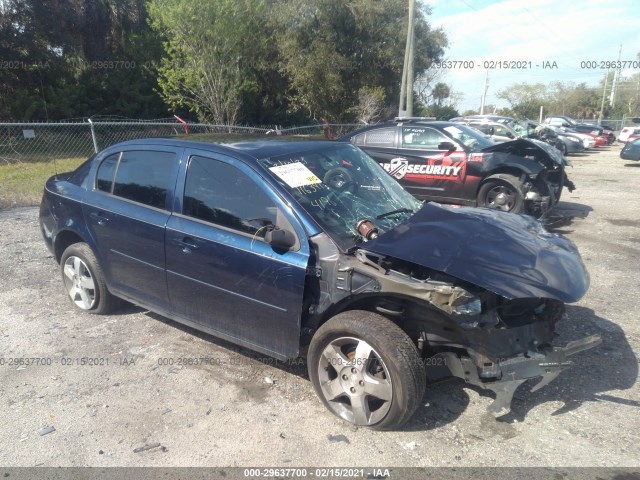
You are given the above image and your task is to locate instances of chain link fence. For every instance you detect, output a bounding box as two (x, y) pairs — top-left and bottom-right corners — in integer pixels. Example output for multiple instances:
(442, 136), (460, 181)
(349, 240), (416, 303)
(0, 120), (367, 165)
(573, 118), (638, 132)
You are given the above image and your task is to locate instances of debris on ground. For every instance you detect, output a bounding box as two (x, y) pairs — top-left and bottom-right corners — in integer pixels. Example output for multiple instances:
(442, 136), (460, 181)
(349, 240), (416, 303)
(327, 434), (350, 444)
(133, 443), (161, 453)
(37, 426), (55, 436)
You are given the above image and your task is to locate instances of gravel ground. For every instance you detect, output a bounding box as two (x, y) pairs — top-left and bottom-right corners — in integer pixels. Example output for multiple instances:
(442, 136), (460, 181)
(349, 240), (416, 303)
(0, 144), (638, 468)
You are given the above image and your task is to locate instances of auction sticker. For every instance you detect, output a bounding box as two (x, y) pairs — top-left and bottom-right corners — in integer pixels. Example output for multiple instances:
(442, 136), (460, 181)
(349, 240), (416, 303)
(269, 162), (322, 188)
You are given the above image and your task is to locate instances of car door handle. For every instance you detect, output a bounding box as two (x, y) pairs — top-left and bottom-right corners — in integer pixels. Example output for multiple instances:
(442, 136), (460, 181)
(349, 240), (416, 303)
(172, 237), (199, 253)
(89, 212), (110, 225)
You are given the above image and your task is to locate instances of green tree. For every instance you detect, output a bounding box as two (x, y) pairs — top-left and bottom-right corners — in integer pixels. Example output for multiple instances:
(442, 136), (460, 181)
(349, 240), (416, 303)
(148, 0), (271, 124)
(431, 82), (450, 107)
(497, 82), (550, 119)
(0, 0), (166, 120)
(272, 0), (447, 121)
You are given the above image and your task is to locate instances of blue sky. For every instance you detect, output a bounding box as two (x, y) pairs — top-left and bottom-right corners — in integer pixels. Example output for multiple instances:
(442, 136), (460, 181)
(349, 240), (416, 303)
(425, 0), (640, 112)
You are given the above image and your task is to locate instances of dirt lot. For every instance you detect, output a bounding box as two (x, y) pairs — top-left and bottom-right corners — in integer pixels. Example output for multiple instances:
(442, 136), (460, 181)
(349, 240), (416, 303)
(0, 144), (639, 468)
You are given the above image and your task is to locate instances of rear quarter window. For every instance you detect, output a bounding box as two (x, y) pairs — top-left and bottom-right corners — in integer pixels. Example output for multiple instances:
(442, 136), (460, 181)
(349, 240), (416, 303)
(364, 128), (395, 147)
(67, 156), (94, 188)
(96, 153), (120, 193)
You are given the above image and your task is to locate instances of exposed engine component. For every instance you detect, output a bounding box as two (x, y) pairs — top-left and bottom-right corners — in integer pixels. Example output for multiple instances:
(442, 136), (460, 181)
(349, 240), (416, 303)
(355, 219), (379, 240)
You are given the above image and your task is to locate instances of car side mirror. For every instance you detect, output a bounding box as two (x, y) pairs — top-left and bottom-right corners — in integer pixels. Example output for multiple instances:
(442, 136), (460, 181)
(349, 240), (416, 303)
(506, 132), (514, 139)
(562, 122), (570, 127)
(438, 142), (457, 154)
(265, 227), (297, 251)
(487, 127), (495, 135)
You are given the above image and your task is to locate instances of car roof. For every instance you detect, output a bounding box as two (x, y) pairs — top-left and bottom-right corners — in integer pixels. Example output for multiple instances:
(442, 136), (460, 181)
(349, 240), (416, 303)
(103, 138), (341, 162)
(343, 120), (462, 135)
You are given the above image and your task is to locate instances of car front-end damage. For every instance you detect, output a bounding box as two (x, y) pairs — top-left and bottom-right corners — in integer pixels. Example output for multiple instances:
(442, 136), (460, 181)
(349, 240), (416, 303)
(481, 138), (575, 218)
(304, 203), (600, 415)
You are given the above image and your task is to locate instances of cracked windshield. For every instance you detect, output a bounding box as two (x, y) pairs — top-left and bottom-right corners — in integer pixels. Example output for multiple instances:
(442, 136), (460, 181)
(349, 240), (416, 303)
(259, 144), (422, 249)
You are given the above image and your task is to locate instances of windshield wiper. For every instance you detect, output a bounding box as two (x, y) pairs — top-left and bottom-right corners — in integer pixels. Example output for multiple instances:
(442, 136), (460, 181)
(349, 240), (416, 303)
(376, 208), (413, 220)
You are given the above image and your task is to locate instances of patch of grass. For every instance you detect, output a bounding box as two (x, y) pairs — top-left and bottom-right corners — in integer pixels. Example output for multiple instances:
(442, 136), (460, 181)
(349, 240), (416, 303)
(0, 157), (86, 208)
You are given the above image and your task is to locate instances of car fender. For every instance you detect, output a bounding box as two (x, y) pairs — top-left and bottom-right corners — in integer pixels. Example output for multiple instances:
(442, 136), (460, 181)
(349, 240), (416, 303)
(42, 175), (100, 264)
(477, 152), (545, 177)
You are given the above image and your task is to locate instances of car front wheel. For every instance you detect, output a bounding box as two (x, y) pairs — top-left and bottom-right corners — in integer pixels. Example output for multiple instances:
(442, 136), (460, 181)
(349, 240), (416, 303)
(307, 310), (426, 430)
(60, 242), (121, 314)
(477, 174), (524, 213)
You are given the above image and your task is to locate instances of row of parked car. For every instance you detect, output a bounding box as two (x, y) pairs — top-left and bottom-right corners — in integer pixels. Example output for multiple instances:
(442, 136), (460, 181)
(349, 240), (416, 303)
(451, 114), (614, 154)
(40, 125), (601, 430)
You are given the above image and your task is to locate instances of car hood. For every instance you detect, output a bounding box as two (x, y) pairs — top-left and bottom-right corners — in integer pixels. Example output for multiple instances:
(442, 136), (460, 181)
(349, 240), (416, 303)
(362, 203), (589, 302)
(481, 138), (565, 166)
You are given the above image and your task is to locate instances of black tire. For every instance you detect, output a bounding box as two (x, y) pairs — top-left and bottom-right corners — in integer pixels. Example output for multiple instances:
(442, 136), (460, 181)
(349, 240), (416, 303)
(60, 242), (121, 315)
(308, 310), (426, 430)
(477, 174), (524, 213)
(557, 141), (568, 155)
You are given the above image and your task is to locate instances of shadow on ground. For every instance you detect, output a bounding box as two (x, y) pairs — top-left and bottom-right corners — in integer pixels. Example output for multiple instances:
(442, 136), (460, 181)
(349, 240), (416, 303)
(405, 305), (638, 431)
(143, 304), (637, 433)
(545, 200), (593, 232)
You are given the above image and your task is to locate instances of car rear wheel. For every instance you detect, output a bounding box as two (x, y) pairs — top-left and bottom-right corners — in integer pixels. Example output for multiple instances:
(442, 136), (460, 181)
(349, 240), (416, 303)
(307, 310), (426, 430)
(557, 142), (568, 155)
(60, 243), (121, 314)
(477, 174), (524, 213)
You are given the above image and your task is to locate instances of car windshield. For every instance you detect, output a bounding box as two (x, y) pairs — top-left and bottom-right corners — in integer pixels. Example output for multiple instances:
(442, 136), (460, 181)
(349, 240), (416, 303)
(510, 120), (531, 136)
(258, 143), (423, 250)
(442, 124), (495, 152)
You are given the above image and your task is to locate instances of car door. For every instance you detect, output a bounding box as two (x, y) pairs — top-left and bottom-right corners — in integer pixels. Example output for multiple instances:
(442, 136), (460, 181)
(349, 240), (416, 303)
(392, 126), (468, 202)
(165, 150), (309, 360)
(84, 147), (182, 311)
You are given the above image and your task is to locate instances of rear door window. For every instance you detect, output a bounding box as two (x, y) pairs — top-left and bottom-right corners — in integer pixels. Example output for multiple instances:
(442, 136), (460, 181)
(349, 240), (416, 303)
(402, 127), (450, 149)
(95, 150), (178, 209)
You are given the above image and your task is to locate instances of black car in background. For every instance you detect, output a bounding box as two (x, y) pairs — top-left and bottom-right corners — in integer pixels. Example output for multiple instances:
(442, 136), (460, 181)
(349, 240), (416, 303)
(340, 119), (574, 217)
(620, 138), (640, 160)
(545, 116), (606, 137)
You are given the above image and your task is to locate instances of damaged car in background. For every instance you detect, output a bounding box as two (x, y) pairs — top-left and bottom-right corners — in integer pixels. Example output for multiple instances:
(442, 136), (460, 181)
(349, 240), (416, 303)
(340, 119), (575, 218)
(40, 139), (600, 430)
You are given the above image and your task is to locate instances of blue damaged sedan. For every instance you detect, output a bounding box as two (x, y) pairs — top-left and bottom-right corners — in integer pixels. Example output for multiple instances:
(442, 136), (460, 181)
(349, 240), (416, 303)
(40, 139), (600, 429)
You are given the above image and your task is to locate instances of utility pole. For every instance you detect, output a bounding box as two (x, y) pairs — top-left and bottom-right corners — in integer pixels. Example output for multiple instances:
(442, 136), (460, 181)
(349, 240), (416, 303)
(609, 44), (622, 107)
(479, 69), (489, 114)
(599, 71), (609, 124)
(398, 0), (415, 117)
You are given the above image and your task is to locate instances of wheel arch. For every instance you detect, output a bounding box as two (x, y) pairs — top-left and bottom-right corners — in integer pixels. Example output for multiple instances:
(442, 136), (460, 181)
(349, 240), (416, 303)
(309, 292), (467, 350)
(54, 229), (88, 264)
(478, 167), (528, 191)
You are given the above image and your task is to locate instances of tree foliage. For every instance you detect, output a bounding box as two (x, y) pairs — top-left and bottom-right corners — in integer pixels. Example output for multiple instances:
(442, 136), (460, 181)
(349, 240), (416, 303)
(0, 0), (166, 120)
(271, 0), (447, 121)
(1, 0), (448, 123)
(497, 71), (640, 121)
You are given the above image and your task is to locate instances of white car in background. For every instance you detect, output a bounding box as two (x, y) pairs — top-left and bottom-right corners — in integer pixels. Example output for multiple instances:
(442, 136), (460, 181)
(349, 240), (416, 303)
(618, 127), (640, 143)
(552, 126), (596, 148)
